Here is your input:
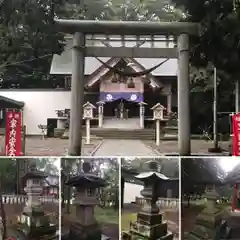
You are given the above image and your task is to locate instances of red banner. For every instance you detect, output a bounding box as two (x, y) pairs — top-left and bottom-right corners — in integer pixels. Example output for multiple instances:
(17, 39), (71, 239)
(5, 111), (22, 156)
(232, 113), (240, 156)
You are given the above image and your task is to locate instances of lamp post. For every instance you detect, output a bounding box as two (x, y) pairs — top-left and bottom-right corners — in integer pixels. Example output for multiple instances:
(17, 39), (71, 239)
(83, 102), (96, 145)
(96, 101), (105, 128)
(138, 102), (147, 129)
(151, 103), (165, 146)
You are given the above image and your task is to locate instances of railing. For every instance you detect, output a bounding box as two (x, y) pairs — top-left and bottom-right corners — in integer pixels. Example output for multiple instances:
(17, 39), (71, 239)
(1, 195), (58, 204)
(135, 197), (179, 209)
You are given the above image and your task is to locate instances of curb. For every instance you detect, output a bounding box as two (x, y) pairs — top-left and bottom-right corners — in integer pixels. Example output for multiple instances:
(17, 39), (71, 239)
(89, 139), (105, 156)
(142, 141), (162, 156)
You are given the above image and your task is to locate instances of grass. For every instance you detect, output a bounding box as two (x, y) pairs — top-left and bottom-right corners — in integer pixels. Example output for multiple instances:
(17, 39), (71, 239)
(121, 213), (137, 231)
(95, 206), (119, 224)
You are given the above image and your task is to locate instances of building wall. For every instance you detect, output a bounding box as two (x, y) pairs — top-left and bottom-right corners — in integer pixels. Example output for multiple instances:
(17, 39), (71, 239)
(0, 90), (71, 135)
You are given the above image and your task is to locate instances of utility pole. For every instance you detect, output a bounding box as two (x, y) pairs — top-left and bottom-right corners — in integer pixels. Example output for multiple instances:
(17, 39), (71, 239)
(213, 67), (218, 149)
(235, 80), (239, 113)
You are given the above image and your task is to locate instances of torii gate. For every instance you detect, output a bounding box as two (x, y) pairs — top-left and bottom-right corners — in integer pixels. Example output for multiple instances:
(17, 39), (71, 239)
(55, 19), (200, 156)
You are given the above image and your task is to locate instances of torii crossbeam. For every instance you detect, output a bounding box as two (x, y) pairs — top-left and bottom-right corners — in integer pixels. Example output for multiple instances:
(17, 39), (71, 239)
(54, 19), (200, 156)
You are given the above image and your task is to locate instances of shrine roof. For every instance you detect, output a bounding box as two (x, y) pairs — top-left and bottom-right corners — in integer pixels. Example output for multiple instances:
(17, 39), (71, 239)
(122, 158), (179, 180)
(0, 95), (24, 108)
(50, 37), (177, 76)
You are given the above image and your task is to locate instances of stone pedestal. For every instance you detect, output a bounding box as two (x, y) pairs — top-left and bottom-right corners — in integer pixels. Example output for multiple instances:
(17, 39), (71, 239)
(186, 186), (222, 239)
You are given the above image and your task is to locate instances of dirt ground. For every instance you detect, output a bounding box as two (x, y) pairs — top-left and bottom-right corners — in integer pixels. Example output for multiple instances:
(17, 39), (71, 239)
(146, 139), (230, 155)
(0, 135), (230, 156)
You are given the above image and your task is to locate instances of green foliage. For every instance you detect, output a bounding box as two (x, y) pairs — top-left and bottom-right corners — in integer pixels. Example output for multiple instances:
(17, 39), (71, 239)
(0, 158), (16, 193)
(0, 0), (65, 88)
(182, 158), (226, 201)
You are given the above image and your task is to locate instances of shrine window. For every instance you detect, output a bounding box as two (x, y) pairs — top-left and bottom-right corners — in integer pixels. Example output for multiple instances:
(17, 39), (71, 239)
(87, 188), (95, 197)
(33, 180), (39, 184)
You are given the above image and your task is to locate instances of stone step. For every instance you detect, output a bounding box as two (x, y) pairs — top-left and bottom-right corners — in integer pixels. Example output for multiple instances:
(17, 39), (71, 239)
(90, 128), (156, 140)
(164, 126), (178, 135)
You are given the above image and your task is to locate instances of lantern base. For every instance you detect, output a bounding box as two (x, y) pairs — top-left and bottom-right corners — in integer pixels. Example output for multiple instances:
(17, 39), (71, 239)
(185, 205), (222, 239)
(61, 129), (69, 139)
(69, 222), (102, 240)
(137, 211), (163, 225)
(130, 221), (173, 239)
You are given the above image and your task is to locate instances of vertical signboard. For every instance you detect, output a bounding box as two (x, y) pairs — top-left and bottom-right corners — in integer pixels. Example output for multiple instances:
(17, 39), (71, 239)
(5, 110), (22, 156)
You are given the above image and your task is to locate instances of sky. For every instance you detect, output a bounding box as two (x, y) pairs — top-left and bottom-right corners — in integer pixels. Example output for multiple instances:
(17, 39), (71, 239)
(218, 157), (240, 172)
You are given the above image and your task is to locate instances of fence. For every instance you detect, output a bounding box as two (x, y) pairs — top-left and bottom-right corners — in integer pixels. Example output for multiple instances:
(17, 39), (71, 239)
(1, 194), (58, 204)
(135, 197), (179, 209)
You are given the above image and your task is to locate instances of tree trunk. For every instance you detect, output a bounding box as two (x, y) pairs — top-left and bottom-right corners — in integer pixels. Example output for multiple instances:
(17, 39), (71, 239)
(0, 174), (6, 240)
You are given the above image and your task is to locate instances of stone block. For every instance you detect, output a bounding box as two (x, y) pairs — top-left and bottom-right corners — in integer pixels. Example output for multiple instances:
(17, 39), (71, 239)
(54, 128), (65, 138)
(137, 212), (163, 225)
(130, 221), (168, 239)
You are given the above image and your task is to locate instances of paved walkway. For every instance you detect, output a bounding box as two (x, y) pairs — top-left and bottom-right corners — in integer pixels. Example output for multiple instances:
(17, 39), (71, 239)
(93, 139), (158, 156)
(0, 136), (102, 156)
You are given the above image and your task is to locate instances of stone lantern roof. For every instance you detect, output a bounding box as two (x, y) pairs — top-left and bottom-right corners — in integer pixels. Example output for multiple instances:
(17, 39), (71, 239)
(22, 162), (48, 180)
(65, 161), (106, 188)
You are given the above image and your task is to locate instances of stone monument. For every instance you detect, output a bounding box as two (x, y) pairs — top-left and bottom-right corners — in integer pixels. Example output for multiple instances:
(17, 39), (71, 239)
(128, 160), (174, 240)
(6, 162), (58, 240)
(65, 161), (109, 240)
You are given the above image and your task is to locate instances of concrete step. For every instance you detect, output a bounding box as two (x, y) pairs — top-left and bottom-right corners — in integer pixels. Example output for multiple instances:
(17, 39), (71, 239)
(54, 125), (179, 140)
(90, 128), (156, 140)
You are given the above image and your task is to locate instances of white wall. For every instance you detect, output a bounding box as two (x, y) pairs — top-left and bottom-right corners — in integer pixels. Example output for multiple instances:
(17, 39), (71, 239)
(0, 90), (71, 135)
(124, 182), (143, 204)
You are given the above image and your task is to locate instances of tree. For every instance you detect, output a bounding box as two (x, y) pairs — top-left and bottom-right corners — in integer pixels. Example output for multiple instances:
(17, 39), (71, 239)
(0, 158), (16, 193)
(0, 0), (65, 88)
(58, 0), (184, 21)
(181, 158), (226, 206)
(169, 0), (239, 133)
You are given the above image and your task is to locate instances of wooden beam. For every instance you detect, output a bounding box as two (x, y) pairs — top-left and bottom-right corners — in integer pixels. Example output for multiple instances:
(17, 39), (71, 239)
(84, 46), (177, 58)
(55, 19), (200, 36)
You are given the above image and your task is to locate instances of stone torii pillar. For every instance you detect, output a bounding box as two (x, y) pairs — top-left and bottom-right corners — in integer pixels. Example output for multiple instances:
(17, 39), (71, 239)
(54, 20), (199, 156)
(178, 33), (191, 155)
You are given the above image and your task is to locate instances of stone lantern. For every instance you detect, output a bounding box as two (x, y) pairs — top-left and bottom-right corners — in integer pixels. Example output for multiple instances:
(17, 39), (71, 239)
(151, 103), (166, 146)
(138, 102), (147, 129)
(83, 102), (96, 144)
(16, 162), (57, 239)
(129, 160), (174, 239)
(96, 101), (105, 128)
(65, 161), (107, 240)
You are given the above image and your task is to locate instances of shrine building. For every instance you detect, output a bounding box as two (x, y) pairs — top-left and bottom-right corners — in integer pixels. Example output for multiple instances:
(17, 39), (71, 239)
(0, 35), (177, 136)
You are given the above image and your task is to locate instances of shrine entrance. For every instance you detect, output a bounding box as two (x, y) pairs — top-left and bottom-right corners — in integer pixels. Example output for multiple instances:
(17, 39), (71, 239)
(104, 98), (139, 119)
(55, 19), (200, 155)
